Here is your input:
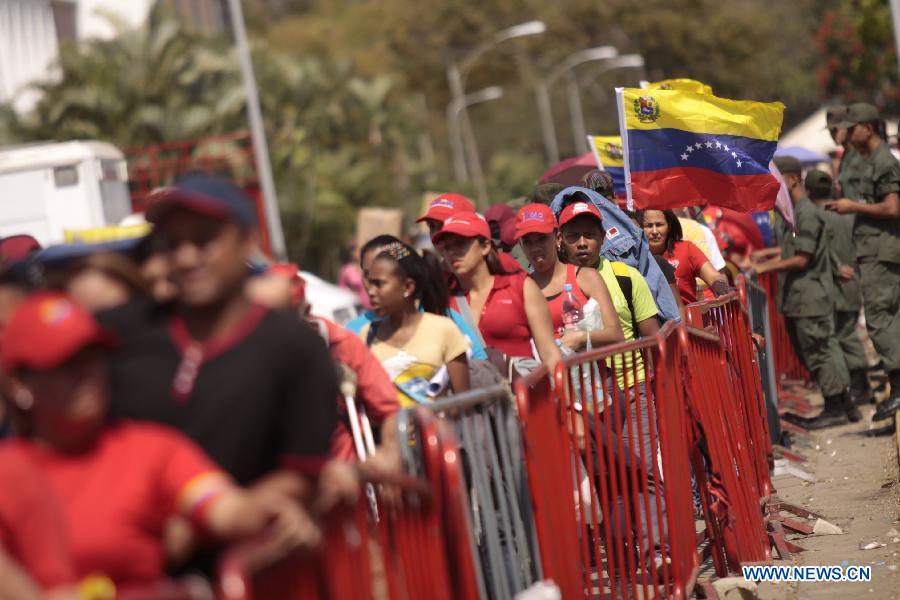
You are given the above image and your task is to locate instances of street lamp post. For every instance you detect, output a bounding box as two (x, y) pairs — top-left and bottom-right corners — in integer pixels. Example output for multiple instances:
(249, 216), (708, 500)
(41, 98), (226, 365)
(534, 46), (619, 165)
(446, 20), (546, 204)
(226, 0), (287, 259)
(568, 54), (645, 155)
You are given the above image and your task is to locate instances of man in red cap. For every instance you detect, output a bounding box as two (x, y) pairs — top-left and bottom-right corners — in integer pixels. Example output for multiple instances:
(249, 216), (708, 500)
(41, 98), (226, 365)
(96, 173), (340, 561)
(416, 193), (475, 237)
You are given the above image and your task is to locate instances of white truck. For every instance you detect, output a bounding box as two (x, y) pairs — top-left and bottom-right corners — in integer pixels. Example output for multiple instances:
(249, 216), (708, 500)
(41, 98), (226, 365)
(0, 141), (132, 245)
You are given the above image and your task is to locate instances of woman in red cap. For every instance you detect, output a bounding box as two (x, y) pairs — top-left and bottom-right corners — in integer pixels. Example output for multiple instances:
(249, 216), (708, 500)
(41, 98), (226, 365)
(514, 204), (623, 352)
(0, 292), (310, 595)
(433, 211), (561, 377)
(638, 209), (728, 304)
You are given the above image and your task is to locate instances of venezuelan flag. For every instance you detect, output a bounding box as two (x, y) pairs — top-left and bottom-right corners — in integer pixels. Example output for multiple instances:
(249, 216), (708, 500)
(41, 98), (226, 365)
(615, 87), (784, 212)
(587, 135), (626, 197)
(645, 78), (713, 95)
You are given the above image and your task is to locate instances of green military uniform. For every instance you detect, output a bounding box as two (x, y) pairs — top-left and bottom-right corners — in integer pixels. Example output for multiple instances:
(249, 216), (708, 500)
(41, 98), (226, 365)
(807, 169), (872, 400)
(841, 138), (900, 377)
(780, 195), (851, 397)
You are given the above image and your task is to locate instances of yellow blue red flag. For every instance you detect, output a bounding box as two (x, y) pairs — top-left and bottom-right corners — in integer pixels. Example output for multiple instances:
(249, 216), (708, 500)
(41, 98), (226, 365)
(615, 87), (784, 212)
(587, 135), (626, 197)
(645, 78), (713, 95)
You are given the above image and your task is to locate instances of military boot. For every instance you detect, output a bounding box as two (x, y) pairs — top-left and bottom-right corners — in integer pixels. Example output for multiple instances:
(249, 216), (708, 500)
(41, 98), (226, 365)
(872, 370), (900, 422)
(784, 395), (848, 430)
(849, 369), (875, 406)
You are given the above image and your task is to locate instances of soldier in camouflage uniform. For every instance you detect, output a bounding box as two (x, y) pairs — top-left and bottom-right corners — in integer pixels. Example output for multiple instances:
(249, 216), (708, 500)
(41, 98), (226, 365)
(805, 169), (874, 405)
(758, 157), (860, 428)
(825, 103), (900, 422)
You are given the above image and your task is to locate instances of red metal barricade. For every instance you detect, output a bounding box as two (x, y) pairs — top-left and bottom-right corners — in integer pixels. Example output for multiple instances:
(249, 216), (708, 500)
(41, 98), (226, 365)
(677, 320), (771, 570)
(217, 409), (479, 600)
(515, 323), (703, 599)
(125, 131), (271, 254)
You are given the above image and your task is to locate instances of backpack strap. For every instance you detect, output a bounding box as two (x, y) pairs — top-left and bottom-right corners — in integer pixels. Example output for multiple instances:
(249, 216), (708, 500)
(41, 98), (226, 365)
(454, 294), (488, 349)
(611, 261), (640, 338)
(365, 320), (379, 347)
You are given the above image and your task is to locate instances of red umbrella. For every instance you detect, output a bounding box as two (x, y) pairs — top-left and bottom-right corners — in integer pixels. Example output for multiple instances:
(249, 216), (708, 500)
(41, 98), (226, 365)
(538, 153), (598, 187)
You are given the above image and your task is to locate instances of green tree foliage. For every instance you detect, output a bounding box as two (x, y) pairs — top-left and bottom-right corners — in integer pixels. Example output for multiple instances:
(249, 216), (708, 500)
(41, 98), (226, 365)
(0, 8), (427, 277)
(815, 0), (900, 113)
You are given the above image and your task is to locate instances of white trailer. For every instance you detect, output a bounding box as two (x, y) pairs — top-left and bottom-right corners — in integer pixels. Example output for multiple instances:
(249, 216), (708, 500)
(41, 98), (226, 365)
(0, 141), (132, 246)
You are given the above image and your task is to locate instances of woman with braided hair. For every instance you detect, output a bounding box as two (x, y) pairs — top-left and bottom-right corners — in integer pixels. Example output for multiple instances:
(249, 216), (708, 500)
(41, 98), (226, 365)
(361, 240), (470, 406)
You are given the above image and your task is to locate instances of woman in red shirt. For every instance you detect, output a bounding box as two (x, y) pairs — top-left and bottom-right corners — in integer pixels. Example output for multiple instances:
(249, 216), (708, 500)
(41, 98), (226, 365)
(639, 209), (728, 304)
(0, 292), (307, 594)
(432, 211), (561, 377)
(514, 204), (623, 353)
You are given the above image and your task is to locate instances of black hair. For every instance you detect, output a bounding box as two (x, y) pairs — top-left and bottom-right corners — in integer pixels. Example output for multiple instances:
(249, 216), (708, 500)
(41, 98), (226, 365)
(373, 242), (450, 315)
(360, 235), (403, 267)
(636, 209), (682, 253)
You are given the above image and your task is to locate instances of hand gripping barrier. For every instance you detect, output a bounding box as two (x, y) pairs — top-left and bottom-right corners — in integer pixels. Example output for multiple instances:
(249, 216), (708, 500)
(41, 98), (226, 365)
(514, 323), (702, 599)
(428, 385), (543, 599)
(217, 408), (480, 600)
(685, 294), (824, 559)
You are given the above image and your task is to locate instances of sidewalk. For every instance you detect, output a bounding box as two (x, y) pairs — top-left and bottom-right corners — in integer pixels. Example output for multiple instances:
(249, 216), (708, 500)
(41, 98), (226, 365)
(757, 405), (900, 600)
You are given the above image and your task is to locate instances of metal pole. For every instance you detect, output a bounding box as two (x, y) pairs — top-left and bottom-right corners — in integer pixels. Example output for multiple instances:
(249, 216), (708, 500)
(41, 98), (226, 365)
(565, 72), (589, 155)
(461, 110), (490, 205)
(226, 0), (287, 259)
(535, 82), (560, 165)
(891, 0), (900, 80)
(446, 60), (469, 181)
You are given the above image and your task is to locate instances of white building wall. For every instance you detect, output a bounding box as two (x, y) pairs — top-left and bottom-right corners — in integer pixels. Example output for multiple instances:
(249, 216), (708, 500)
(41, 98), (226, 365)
(0, 0), (62, 113)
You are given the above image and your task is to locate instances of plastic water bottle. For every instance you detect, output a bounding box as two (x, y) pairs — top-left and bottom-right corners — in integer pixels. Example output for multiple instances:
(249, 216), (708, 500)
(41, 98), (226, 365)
(561, 284), (584, 332)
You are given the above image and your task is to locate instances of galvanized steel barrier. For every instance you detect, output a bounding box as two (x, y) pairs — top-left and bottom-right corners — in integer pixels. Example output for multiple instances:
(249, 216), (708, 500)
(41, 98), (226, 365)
(427, 385), (543, 599)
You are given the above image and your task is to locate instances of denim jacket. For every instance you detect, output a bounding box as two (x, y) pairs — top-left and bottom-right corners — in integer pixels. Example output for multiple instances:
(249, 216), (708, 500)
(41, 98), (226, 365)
(549, 187), (681, 323)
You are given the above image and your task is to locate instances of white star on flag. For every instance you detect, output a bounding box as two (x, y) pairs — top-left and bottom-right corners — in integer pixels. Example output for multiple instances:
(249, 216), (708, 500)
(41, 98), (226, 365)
(736, 159), (742, 168)
(681, 153), (689, 161)
(724, 144), (730, 151)
(685, 145), (693, 153)
(705, 141), (713, 148)
(715, 141), (722, 149)
(694, 142), (702, 149)
(731, 151), (737, 158)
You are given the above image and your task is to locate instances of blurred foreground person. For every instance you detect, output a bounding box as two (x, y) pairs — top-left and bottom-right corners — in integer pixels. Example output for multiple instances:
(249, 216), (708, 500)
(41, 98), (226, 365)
(96, 174), (338, 562)
(0, 293), (294, 594)
(62, 252), (148, 312)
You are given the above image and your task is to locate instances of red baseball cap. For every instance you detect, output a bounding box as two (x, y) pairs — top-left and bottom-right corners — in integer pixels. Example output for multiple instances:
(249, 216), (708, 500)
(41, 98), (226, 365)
(514, 204), (557, 240)
(266, 263), (306, 306)
(0, 235), (41, 267)
(558, 201), (603, 227)
(416, 193), (475, 224)
(431, 211), (491, 243)
(145, 173), (257, 227)
(1, 292), (117, 373)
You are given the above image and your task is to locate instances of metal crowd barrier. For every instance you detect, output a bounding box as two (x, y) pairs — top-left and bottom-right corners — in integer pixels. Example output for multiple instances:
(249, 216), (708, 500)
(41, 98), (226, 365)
(514, 322), (703, 599)
(217, 409), (480, 600)
(426, 385), (543, 599)
(757, 272), (810, 385)
(736, 276), (783, 445)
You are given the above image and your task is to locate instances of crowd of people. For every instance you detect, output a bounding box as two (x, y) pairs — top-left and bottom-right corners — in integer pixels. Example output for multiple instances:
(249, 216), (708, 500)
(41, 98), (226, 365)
(0, 100), (898, 597)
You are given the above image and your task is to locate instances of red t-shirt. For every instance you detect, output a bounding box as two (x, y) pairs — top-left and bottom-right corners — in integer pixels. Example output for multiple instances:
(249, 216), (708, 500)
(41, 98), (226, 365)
(663, 240), (709, 304)
(544, 264), (589, 337)
(452, 272), (533, 358)
(313, 317), (400, 461)
(0, 452), (76, 590)
(0, 422), (226, 590)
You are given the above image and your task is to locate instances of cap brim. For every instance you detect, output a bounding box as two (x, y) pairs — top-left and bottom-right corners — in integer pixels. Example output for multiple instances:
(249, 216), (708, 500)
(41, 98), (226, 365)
(145, 189), (233, 224)
(431, 228), (482, 244)
(559, 211), (602, 227)
(833, 120), (856, 130)
(513, 224), (556, 241)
